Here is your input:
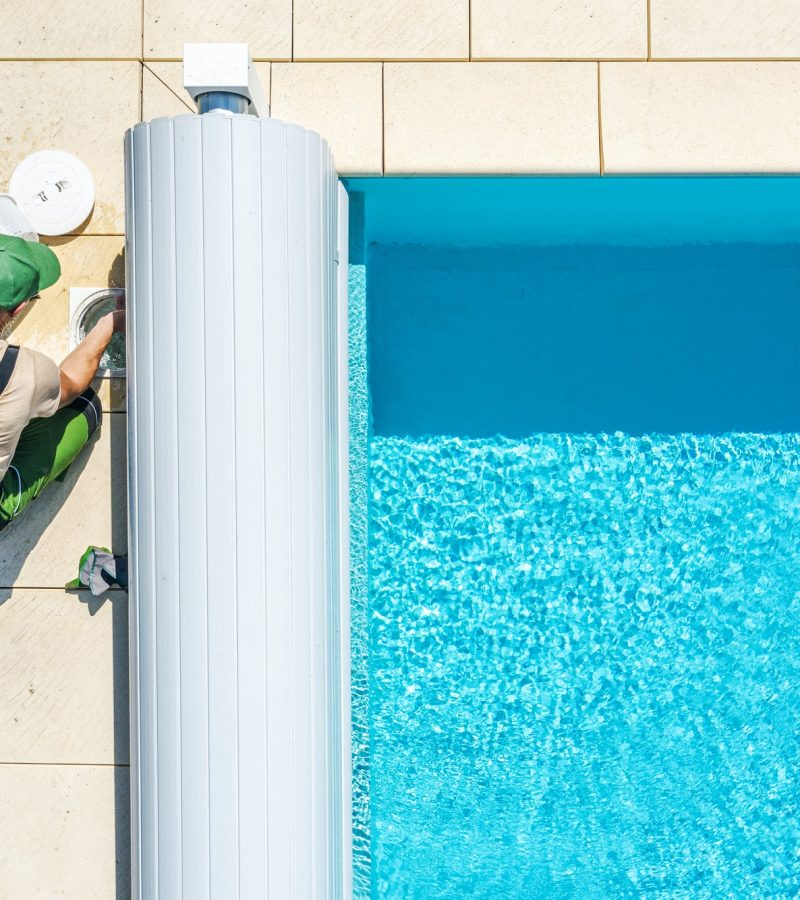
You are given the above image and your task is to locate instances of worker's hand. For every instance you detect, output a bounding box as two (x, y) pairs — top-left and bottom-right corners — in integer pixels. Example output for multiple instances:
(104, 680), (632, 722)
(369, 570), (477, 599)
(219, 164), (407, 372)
(94, 309), (125, 339)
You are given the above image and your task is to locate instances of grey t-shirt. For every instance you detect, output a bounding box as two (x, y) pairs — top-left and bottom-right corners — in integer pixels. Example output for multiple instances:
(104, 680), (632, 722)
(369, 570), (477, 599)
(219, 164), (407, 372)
(0, 339), (61, 481)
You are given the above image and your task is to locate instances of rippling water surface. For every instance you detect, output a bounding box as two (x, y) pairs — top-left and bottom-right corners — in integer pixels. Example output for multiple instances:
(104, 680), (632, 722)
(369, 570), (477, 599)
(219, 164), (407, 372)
(363, 433), (800, 898)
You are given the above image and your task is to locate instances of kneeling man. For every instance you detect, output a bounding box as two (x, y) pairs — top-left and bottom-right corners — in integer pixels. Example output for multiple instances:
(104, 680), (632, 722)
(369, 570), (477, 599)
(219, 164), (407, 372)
(0, 234), (124, 530)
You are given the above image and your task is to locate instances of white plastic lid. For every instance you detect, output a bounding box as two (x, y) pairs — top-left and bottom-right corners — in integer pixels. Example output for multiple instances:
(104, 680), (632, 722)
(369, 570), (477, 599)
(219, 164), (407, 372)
(9, 150), (95, 236)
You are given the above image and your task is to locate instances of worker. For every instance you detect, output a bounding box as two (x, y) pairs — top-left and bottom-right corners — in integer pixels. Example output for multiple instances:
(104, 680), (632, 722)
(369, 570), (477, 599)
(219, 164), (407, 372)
(0, 233), (124, 531)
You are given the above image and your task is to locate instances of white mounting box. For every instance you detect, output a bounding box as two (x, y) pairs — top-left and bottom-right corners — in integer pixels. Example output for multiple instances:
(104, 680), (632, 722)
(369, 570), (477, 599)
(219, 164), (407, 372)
(69, 285), (126, 377)
(183, 42), (269, 117)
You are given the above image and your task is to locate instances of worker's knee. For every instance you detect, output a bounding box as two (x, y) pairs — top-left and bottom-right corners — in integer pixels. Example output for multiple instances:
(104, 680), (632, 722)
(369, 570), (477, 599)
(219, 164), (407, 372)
(65, 387), (102, 439)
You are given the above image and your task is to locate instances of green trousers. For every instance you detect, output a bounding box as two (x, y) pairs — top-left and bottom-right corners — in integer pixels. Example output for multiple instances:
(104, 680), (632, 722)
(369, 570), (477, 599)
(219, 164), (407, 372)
(0, 389), (102, 529)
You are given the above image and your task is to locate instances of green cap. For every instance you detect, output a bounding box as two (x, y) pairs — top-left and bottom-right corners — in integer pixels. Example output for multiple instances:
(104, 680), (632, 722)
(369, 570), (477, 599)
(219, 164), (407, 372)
(0, 234), (61, 310)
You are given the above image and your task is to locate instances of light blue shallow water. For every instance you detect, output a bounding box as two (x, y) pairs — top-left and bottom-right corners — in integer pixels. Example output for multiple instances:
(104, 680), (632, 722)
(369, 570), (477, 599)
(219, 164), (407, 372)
(368, 434), (800, 898)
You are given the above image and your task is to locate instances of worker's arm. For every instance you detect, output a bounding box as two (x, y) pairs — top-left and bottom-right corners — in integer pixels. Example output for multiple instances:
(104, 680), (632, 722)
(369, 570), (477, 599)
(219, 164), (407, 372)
(58, 310), (125, 408)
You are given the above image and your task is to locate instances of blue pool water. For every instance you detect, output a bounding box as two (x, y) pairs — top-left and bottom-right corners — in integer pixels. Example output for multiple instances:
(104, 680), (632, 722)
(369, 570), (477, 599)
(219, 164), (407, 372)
(346, 178), (800, 898)
(369, 434), (800, 898)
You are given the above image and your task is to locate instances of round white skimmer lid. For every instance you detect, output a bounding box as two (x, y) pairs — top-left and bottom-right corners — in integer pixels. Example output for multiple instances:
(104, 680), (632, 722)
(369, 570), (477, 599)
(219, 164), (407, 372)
(9, 150), (95, 236)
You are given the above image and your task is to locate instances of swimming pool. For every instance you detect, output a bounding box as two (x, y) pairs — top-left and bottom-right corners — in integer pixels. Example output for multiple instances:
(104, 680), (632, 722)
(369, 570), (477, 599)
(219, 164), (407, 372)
(346, 178), (800, 898)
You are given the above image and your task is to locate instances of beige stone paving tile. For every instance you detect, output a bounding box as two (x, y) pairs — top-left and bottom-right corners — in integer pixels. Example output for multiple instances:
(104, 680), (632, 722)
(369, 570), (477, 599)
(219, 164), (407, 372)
(601, 62), (800, 173)
(384, 62), (599, 174)
(271, 63), (382, 173)
(8, 235), (127, 411)
(472, 0), (646, 59)
(294, 0), (468, 59)
(142, 64), (195, 120)
(651, 0), (800, 59)
(0, 590), (128, 764)
(0, 763), (130, 899)
(142, 61), (270, 119)
(0, 414), (128, 588)
(144, 0), (291, 60)
(0, 0), (140, 59)
(0, 62), (139, 235)
(94, 375), (127, 412)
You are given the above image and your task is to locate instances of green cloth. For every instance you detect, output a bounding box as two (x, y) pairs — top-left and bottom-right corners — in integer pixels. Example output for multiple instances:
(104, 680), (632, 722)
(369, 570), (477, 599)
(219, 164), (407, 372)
(0, 391), (100, 527)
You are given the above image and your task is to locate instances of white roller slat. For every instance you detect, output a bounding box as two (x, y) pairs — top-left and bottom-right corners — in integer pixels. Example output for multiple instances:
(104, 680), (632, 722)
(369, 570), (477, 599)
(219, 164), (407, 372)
(230, 116), (270, 899)
(172, 115), (211, 899)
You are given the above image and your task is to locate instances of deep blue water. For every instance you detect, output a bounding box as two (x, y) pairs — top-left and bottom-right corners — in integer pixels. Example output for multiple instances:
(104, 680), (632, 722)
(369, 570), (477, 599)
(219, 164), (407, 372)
(368, 243), (800, 437)
(346, 178), (800, 899)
